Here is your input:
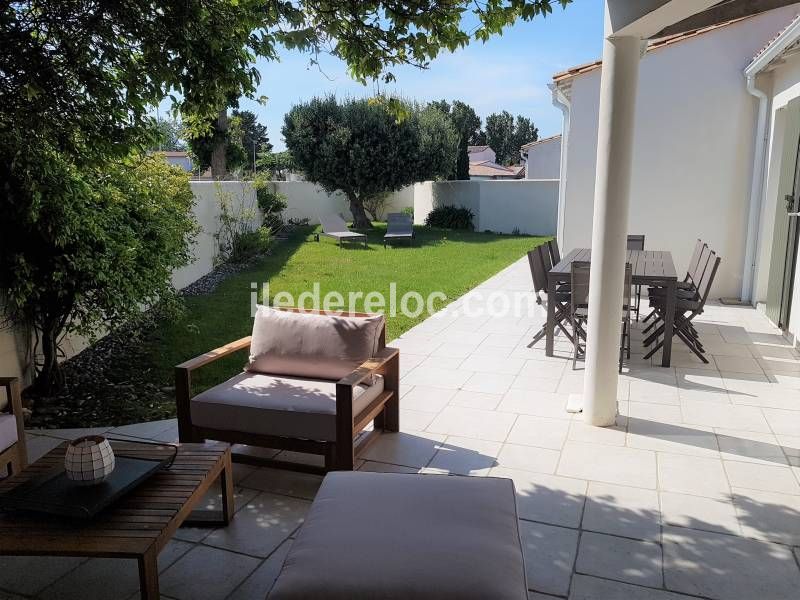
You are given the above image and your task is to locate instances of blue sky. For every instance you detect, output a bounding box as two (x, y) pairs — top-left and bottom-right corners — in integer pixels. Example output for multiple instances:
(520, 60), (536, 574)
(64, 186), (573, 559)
(233, 0), (604, 150)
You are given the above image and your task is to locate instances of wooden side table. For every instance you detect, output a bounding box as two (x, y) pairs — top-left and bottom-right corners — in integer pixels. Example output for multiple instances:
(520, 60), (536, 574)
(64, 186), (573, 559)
(0, 440), (234, 599)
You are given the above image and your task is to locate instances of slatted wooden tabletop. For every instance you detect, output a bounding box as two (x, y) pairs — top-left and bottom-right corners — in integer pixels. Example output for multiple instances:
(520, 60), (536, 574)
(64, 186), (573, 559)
(0, 441), (232, 599)
(549, 248), (678, 283)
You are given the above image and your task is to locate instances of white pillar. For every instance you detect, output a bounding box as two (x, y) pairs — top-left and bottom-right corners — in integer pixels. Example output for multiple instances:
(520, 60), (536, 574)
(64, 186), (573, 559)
(582, 34), (643, 427)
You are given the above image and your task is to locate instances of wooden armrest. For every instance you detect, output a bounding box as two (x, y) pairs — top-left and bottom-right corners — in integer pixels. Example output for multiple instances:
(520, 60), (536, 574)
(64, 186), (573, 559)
(175, 336), (252, 372)
(337, 347), (400, 388)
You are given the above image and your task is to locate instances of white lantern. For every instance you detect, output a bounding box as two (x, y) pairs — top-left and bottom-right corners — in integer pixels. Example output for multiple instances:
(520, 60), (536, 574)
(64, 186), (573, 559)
(64, 435), (115, 486)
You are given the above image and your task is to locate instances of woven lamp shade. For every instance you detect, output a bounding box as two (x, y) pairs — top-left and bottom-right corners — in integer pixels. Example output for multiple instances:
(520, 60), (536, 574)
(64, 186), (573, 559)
(65, 435), (115, 486)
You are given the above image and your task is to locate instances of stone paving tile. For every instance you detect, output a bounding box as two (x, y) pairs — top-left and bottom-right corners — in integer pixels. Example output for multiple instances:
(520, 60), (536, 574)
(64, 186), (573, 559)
(519, 520), (579, 597)
(575, 531), (663, 588)
(723, 460), (800, 495)
(427, 405), (517, 442)
(658, 454), (730, 500)
(582, 482), (660, 541)
(360, 430), (446, 468)
(202, 492), (310, 558)
(732, 487), (800, 545)
(38, 540), (193, 600)
(506, 415), (570, 449)
(226, 540), (292, 600)
(557, 442), (657, 489)
(569, 574), (697, 600)
(160, 545), (260, 600)
(399, 385), (455, 413)
(662, 525), (800, 600)
(497, 390), (572, 420)
(659, 491), (741, 535)
(238, 466), (323, 500)
(449, 389), (504, 411)
(424, 435), (501, 476)
(491, 467), (587, 528)
(0, 556), (86, 596)
(398, 408), (438, 431)
(496, 443), (560, 475)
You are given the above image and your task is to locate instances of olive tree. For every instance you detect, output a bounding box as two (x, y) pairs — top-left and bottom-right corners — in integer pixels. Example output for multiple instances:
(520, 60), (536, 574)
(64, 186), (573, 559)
(283, 96), (458, 228)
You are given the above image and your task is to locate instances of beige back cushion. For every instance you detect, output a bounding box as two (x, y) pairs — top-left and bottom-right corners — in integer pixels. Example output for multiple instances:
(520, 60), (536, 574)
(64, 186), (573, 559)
(247, 307), (384, 380)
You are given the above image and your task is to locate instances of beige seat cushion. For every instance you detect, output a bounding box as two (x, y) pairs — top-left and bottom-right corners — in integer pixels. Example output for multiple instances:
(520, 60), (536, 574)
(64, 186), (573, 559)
(0, 414), (18, 454)
(190, 372), (384, 442)
(247, 307), (384, 381)
(268, 472), (528, 600)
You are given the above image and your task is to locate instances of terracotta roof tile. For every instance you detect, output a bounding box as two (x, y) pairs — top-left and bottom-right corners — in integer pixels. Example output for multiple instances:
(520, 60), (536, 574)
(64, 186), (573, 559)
(469, 161), (524, 178)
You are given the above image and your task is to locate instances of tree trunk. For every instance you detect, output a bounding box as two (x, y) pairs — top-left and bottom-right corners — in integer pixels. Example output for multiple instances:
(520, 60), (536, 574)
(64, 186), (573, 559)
(347, 194), (372, 229)
(33, 324), (64, 396)
(210, 109), (228, 180)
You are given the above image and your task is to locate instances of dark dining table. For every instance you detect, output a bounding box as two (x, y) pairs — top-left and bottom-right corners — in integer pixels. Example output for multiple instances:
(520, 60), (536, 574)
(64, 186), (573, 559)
(546, 248), (678, 367)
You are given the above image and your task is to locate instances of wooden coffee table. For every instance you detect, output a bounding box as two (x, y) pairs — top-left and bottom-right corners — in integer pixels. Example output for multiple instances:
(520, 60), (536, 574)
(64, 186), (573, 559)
(0, 440), (233, 599)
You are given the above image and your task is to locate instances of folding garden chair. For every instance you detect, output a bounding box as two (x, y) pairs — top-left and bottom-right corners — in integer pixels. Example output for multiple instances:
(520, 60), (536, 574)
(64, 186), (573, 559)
(642, 250), (721, 363)
(627, 235), (645, 321)
(642, 239), (707, 324)
(569, 262), (632, 372)
(528, 245), (573, 345)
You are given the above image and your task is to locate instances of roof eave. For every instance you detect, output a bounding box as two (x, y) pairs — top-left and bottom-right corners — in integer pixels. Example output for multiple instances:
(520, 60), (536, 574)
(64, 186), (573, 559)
(746, 14), (800, 75)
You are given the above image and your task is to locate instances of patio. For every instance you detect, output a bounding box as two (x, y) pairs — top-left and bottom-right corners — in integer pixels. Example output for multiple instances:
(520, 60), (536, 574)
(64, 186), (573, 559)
(8, 255), (800, 600)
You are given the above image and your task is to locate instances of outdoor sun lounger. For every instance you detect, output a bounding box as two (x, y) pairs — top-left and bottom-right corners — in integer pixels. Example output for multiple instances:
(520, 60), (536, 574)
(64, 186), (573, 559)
(383, 212), (415, 247)
(317, 213), (368, 248)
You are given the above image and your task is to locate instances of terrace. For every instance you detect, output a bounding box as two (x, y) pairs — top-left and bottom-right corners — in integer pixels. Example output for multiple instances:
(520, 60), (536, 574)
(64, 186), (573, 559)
(10, 256), (800, 599)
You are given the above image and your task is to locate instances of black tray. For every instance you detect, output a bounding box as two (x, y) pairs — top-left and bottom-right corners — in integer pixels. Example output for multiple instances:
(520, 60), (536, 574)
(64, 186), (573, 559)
(0, 454), (173, 519)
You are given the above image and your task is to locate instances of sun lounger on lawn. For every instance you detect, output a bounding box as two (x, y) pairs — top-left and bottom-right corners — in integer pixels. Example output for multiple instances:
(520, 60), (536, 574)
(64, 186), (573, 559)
(383, 213), (414, 247)
(317, 214), (367, 248)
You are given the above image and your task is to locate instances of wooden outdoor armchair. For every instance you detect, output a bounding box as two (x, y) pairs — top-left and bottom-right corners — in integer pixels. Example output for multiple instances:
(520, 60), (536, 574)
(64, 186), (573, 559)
(0, 377), (27, 476)
(175, 308), (399, 473)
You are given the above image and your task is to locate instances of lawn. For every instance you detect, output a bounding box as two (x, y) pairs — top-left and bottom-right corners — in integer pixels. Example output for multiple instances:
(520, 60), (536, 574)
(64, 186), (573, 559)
(30, 224), (546, 428)
(145, 224), (546, 394)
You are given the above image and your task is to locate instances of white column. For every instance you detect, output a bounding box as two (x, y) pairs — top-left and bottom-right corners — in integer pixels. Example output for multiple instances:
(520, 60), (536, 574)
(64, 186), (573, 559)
(582, 34), (643, 426)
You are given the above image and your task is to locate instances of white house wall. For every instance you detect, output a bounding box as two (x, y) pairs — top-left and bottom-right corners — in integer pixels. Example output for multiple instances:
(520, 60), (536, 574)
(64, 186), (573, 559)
(525, 138), (562, 179)
(560, 6), (800, 298)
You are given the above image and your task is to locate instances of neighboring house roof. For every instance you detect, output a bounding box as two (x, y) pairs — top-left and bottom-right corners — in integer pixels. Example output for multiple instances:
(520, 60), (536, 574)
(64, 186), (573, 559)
(552, 15), (752, 83)
(468, 145), (490, 153)
(521, 134), (562, 152)
(747, 13), (800, 73)
(469, 161), (524, 178)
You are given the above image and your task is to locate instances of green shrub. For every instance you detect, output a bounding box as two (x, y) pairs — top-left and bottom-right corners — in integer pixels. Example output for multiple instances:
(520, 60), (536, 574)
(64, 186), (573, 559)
(401, 206), (414, 219)
(254, 174), (287, 233)
(228, 226), (274, 263)
(425, 205), (474, 230)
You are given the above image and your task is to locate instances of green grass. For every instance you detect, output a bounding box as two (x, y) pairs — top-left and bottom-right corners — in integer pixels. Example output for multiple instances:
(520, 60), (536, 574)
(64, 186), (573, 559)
(144, 224), (547, 393)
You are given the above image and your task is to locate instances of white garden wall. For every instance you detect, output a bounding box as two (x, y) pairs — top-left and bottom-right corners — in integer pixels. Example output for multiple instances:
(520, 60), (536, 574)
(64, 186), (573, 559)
(413, 180), (558, 235)
(270, 181), (414, 224)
